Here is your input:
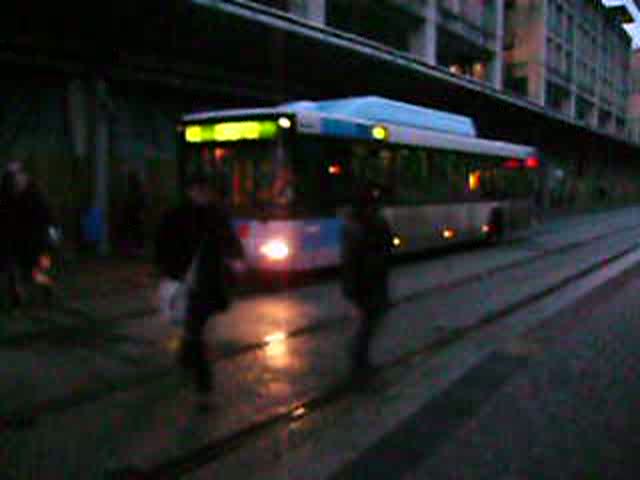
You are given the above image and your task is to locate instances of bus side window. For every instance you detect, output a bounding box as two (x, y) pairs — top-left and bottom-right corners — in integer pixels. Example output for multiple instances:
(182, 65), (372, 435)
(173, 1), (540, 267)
(293, 136), (323, 210)
(395, 148), (429, 205)
(325, 140), (354, 207)
(373, 147), (396, 199)
(447, 153), (469, 201)
(428, 151), (450, 203)
(295, 136), (355, 211)
(465, 155), (487, 200)
(350, 143), (368, 182)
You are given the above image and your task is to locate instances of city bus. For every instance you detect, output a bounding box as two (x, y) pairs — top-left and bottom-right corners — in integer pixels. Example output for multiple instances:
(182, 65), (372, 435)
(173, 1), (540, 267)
(178, 96), (541, 272)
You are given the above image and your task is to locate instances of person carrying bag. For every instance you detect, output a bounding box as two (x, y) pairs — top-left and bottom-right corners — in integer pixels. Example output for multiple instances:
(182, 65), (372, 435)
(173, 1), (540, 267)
(154, 172), (244, 411)
(155, 242), (201, 327)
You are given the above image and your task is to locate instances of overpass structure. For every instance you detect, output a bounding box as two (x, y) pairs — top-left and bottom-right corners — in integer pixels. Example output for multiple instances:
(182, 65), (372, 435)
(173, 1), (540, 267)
(0, 1), (638, 252)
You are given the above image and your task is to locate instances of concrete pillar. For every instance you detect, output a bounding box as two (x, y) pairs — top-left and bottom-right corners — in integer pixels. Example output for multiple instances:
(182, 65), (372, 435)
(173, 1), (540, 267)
(94, 78), (111, 256)
(426, 0), (437, 65)
(491, 0), (504, 90)
(67, 80), (89, 159)
(67, 79), (90, 249)
(410, 0), (438, 65)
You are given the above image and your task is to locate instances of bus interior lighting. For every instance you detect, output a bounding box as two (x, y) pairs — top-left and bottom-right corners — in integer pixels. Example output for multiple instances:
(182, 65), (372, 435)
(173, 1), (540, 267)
(468, 171), (481, 191)
(443, 228), (455, 239)
(260, 239), (290, 261)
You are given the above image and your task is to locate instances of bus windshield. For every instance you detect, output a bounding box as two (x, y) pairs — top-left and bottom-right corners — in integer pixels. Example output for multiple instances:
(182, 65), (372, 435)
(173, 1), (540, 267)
(184, 142), (293, 215)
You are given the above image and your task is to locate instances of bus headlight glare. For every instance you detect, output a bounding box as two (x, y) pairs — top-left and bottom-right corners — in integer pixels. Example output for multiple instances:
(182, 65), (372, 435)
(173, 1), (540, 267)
(260, 239), (290, 261)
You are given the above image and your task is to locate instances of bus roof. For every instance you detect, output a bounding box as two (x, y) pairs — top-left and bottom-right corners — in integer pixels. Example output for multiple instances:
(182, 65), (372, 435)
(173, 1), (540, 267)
(280, 96), (477, 137)
(183, 96), (477, 137)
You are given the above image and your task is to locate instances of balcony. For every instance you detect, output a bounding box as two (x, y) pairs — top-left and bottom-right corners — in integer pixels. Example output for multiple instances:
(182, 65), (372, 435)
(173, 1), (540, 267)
(576, 80), (596, 97)
(546, 63), (573, 85)
(438, 3), (496, 48)
(327, 0), (424, 53)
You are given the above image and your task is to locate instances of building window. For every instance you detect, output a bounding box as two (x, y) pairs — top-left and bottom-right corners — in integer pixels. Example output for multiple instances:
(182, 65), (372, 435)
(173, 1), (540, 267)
(449, 64), (463, 75)
(576, 96), (592, 123)
(505, 62), (528, 96)
(565, 15), (573, 44)
(472, 62), (487, 81)
(289, 0), (308, 16)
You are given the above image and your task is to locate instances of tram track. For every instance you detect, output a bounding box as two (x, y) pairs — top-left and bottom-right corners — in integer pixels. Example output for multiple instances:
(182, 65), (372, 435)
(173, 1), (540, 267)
(2, 223), (640, 438)
(107, 238), (640, 479)
(3, 221), (638, 351)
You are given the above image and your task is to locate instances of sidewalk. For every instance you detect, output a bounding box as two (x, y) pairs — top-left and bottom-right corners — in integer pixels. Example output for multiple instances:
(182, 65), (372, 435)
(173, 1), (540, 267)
(54, 254), (154, 302)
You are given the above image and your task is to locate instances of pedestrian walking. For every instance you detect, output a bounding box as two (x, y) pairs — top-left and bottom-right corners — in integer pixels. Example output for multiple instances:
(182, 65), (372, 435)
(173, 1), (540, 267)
(341, 182), (393, 384)
(0, 162), (55, 309)
(154, 172), (245, 410)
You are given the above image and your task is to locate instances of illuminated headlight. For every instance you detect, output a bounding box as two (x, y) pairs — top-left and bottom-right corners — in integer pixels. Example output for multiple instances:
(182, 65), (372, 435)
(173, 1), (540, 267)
(259, 239), (290, 261)
(277, 117), (292, 129)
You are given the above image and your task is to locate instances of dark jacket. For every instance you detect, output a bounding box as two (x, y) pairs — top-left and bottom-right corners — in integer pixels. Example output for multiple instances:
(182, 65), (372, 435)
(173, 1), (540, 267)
(2, 181), (54, 269)
(341, 209), (393, 312)
(0, 172), (12, 271)
(155, 201), (244, 310)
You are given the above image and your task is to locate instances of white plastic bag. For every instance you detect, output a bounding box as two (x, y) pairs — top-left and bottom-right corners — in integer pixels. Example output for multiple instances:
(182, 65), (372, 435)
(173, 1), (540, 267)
(155, 278), (188, 326)
(154, 243), (200, 326)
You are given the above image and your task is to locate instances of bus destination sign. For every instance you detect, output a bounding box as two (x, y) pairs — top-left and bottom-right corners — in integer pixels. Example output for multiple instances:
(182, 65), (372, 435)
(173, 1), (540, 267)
(185, 120), (279, 143)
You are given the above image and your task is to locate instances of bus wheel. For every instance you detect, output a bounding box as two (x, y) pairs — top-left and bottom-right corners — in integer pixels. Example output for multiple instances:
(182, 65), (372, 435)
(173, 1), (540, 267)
(486, 210), (504, 245)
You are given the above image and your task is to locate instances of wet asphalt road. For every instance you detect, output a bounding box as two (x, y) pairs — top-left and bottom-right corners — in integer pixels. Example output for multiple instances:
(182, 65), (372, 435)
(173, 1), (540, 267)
(333, 260), (640, 479)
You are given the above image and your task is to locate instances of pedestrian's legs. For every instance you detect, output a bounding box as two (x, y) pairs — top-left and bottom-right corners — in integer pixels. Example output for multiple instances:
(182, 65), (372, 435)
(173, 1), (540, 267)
(180, 336), (212, 393)
(179, 300), (213, 394)
(6, 257), (24, 309)
(351, 307), (382, 374)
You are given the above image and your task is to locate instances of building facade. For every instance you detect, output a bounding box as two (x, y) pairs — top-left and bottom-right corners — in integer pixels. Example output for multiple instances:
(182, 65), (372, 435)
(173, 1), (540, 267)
(628, 48), (640, 143)
(504, 0), (631, 138)
(254, 0), (634, 141)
